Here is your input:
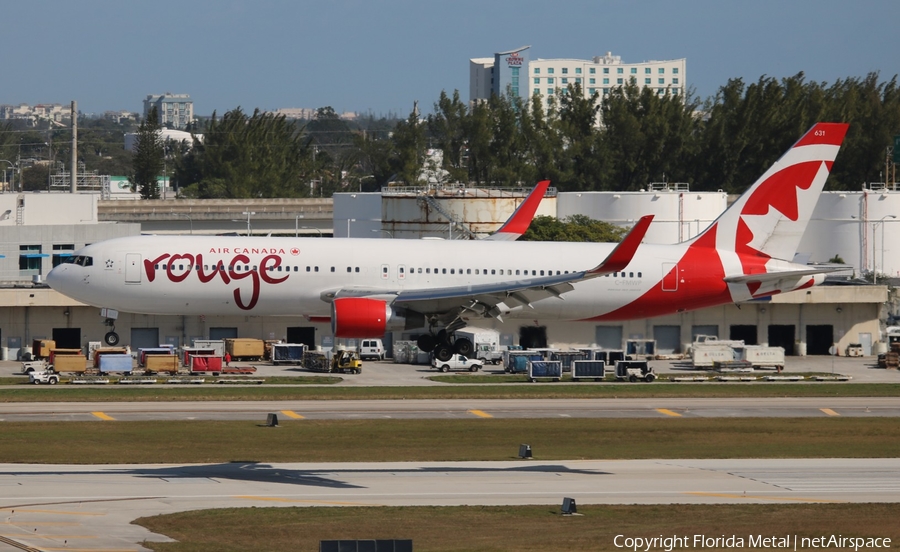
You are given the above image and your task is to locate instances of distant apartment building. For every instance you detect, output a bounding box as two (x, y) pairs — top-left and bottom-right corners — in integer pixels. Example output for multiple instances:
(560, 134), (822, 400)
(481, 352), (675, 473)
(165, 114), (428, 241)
(270, 108), (359, 121)
(470, 49), (686, 110)
(143, 93), (194, 129)
(0, 103), (70, 125)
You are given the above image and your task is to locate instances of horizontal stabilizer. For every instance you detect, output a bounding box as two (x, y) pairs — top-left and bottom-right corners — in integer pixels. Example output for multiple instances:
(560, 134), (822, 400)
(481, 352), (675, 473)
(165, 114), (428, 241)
(723, 265), (847, 285)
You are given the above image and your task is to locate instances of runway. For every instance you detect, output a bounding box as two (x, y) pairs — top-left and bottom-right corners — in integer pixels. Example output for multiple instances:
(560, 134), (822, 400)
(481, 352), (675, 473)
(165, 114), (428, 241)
(1, 458), (898, 551)
(1, 396), (899, 422)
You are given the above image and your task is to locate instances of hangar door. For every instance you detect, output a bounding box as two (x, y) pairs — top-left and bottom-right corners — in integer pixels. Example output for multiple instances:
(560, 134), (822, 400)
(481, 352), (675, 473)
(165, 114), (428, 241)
(653, 325), (681, 354)
(52, 328), (81, 350)
(131, 328), (160, 351)
(210, 327), (238, 341)
(730, 325), (758, 345)
(594, 326), (623, 350)
(806, 325), (833, 355)
(287, 327), (316, 349)
(768, 325), (795, 356)
(691, 325), (718, 341)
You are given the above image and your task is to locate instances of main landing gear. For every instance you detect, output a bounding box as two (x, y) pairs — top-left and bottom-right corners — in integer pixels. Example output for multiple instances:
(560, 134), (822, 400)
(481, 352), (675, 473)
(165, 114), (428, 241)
(416, 330), (473, 362)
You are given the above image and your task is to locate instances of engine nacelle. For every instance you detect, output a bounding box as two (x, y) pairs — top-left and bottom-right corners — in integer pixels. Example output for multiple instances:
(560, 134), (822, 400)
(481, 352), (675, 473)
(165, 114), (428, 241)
(331, 297), (424, 338)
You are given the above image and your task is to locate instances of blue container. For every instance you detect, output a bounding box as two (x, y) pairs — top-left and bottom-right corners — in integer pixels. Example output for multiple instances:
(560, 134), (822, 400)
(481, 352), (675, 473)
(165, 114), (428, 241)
(99, 354), (133, 373)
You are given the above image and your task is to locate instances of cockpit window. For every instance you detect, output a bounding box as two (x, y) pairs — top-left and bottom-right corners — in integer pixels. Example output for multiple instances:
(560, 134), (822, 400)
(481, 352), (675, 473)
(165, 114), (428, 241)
(64, 255), (93, 267)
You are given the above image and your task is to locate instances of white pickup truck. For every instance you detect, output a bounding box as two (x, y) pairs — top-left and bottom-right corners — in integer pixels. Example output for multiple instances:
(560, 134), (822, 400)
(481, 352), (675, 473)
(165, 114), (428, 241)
(432, 354), (483, 373)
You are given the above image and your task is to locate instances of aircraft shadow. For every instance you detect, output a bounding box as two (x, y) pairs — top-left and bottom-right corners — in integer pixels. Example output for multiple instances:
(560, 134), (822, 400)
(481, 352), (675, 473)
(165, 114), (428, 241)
(1, 462), (611, 490)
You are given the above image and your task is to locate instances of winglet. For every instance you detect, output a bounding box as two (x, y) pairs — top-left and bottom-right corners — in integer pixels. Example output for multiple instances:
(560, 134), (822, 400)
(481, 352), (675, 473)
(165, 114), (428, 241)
(587, 215), (654, 275)
(485, 180), (551, 241)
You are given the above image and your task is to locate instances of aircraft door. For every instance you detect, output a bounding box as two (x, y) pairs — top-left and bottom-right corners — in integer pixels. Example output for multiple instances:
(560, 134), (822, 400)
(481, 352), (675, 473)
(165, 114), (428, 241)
(125, 254), (142, 284)
(661, 262), (678, 291)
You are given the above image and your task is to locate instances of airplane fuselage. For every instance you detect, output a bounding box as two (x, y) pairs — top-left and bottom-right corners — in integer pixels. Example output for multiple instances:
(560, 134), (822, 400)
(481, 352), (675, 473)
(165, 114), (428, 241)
(47, 233), (800, 324)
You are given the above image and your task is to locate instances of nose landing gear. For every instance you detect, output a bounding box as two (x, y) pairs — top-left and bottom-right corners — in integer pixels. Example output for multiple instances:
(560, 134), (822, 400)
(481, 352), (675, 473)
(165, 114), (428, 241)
(103, 318), (119, 346)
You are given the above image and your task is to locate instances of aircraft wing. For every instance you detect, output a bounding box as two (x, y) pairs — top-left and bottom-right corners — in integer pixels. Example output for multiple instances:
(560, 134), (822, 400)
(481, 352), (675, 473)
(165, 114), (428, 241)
(324, 215), (653, 323)
(483, 180), (550, 241)
(723, 265), (848, 285)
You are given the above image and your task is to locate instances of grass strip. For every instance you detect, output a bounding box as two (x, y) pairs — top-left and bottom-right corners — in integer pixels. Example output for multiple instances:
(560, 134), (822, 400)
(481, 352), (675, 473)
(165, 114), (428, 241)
(136, 503), (900, 552)
(2, 418), (898, 463)
(2, 382), (900, 402)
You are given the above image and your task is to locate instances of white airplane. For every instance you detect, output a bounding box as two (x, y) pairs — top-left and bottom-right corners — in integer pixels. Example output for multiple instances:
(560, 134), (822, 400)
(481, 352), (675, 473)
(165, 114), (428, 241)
(48, 123), (849, 360)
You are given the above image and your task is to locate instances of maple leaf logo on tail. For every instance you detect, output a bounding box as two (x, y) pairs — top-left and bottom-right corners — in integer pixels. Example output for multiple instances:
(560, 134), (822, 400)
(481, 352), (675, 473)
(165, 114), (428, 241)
(690, 123), (849, 271)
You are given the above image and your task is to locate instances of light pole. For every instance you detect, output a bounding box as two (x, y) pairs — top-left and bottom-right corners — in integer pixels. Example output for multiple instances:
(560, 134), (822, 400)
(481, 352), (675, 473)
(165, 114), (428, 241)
(301, 226), (323, 237)
(242, 211), (255, 236)
(876, 215), (897, 284)
(346, 218), (356, 238)
(173, 213), (193, 234)
(358, 174), (374, 192)
(295, 214), (304, 237)
(371, 229), (393, 239)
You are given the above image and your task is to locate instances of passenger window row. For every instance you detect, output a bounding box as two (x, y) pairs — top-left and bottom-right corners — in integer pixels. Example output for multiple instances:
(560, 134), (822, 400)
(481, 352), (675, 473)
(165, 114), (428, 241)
(151, 264), (641, 279)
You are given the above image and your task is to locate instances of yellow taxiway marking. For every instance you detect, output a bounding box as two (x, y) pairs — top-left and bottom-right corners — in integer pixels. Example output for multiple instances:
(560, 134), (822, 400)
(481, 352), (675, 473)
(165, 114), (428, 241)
(280, 410), (304, 419)
(686, 492), (843, 503)
(90, 411), (115, 421)
(235, 496), (376, 506)
(820, 408), (840, 416)
(28, 535), (98, 539)
(467, 409), (493, 418)
(0, 509), (103, 517)
(656, 408), (682, 417)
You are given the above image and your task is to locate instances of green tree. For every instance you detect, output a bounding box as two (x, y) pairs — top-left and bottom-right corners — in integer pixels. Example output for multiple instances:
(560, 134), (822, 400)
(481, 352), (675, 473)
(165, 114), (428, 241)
(174, 107), (313, 198)
(389, 107), (426, 185)
(130, 107), (164, 199)
(521, 215), (626, 242)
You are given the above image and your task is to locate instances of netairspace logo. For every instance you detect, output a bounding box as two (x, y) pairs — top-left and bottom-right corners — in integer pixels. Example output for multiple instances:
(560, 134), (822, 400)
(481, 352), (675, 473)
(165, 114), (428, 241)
(613, 534), (892, 551)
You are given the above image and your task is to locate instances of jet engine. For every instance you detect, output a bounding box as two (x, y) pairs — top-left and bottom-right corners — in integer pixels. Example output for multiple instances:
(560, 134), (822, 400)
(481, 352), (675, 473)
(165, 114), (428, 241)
(331, 297), (424, 338)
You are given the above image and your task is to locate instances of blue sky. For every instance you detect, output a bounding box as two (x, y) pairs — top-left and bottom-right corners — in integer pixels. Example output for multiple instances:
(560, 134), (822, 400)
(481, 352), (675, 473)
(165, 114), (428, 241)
(2, 0), (897, 117)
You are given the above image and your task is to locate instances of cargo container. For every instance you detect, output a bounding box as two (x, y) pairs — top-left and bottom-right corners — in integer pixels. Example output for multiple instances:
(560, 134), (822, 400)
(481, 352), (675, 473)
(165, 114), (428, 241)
(190, 355), (223, 374)
(572, 360), (606, 380)
(145, 354), (179, 374)
(580, 348), (625, 364)
(225, 338), (265, 360)
(192, 339), (225, 358)
(503, 350), (542, 373)
(139, 347), (175, 367)
(551, 351), (587, 372)
(51, 354), (89, 374)
(303, 351), (330, 372)
(49, 348), (83, 364)
(737, 345), (785, 369)
(92, 347), (130, 368)
(272, 343), (305, 365)
(527, 360), (562, 381)
(32, 339), (57, 359)
(626, 339), (656, 359)
(182, 347), (217, 366)
(691, 344), (736, 368)
(98, 354), (134, 374)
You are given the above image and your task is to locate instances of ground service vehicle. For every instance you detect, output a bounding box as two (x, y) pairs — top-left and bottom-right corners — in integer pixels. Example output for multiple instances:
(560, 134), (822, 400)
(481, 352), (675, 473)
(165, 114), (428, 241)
(20, 360), (47, 374)
(29, 369), (60, 385)
(432, 354), (483, 372)
(331, 350), (362, 374)
(32, 339), (56, 359)
(358, 339), (384, 360)
(453, 328), (502, 363)
(189, 355), (223, 375)
(615, 360), (656, 382)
